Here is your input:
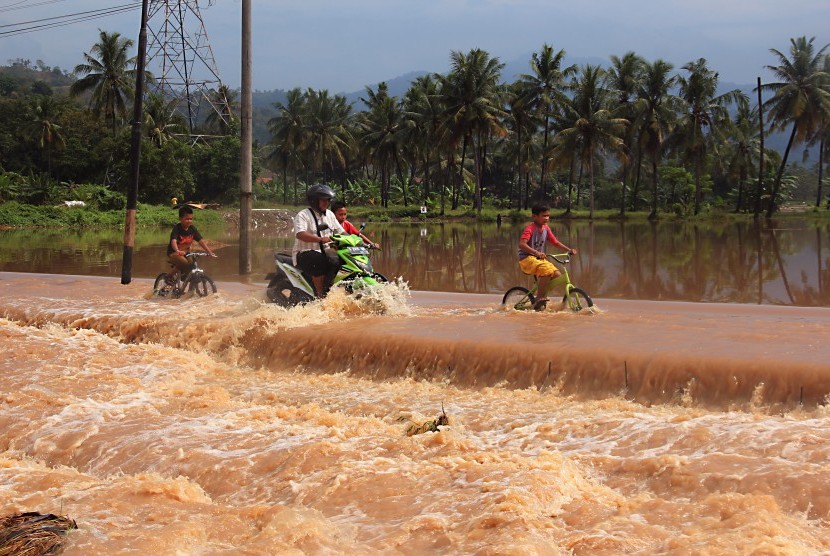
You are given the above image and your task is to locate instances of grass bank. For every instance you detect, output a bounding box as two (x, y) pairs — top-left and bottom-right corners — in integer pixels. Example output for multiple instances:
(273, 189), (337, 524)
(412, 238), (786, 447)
(0, 202), (225, 229)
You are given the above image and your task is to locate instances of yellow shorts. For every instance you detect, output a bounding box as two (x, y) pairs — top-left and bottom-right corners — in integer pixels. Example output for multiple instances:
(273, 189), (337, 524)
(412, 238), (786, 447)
(519, 256), (558, 277)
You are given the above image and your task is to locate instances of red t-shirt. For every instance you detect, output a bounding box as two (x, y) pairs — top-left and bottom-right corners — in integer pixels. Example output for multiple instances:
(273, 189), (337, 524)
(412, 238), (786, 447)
(518, 224), (558, 260)
(341, 220), (360, 235)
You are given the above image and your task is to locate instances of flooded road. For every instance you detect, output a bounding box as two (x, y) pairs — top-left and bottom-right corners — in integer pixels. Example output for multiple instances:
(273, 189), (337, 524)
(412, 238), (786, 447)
(2, 272), (829, 554)
(2, 215), (829, 305)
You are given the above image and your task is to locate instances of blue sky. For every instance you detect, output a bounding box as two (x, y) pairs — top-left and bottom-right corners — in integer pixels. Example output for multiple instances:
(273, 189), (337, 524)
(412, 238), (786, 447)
(2, 0), (828, 92)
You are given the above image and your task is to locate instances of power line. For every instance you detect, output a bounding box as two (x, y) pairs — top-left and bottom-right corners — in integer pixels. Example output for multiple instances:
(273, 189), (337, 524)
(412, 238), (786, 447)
(0, 3), (139, 37)
(0, 0), (72, 14)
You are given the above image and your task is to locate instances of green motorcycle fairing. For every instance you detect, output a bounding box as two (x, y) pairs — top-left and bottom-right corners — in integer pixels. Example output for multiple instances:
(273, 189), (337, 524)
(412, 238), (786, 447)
(329, 234), (380, 288)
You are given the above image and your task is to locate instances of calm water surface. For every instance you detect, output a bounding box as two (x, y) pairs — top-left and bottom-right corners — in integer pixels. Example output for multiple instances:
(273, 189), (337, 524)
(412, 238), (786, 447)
(1, 217), (828, 306)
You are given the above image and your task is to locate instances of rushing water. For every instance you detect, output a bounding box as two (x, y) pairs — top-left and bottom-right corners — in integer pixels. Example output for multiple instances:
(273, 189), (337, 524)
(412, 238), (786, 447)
(1, 272), (829, 554)
(1, 215), (829, 306)
(2, 215), (830, 553)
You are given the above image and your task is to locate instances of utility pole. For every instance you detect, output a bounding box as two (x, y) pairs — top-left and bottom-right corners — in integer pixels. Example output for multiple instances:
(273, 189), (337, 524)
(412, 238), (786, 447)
(754, 76), (764, 219)
(239, 0), (252, 274)
(121, 0), (150, 285)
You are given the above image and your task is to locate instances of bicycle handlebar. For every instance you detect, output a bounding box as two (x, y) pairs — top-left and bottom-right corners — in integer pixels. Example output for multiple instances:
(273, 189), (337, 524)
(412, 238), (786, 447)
(549, 252), (573, 264)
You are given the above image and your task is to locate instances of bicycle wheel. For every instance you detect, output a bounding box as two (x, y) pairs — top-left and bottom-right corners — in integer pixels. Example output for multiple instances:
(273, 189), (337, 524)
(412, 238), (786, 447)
(266, 278), (314, 307)
(188, 275), (217, 297)
(502, 286), (535, 310)
(563, 287), (593, 312)
(153, 273), (173, 297)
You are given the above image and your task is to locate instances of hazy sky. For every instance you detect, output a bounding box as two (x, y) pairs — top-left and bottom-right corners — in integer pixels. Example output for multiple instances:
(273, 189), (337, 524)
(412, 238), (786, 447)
(2, 0), (828, 92)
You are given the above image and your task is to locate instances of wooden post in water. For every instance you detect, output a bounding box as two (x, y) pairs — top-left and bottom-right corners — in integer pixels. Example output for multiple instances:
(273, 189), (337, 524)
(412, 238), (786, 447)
(121, 0), (150, 285)
(238, 0), (253, 275)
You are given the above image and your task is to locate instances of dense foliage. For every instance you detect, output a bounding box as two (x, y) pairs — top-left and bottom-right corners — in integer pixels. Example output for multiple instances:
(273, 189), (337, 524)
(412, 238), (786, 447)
(1, 35), (828, 221)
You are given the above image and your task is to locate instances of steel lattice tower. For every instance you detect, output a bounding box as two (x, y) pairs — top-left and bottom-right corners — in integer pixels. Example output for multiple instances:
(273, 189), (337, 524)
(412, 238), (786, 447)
(145, 0), (229, 137)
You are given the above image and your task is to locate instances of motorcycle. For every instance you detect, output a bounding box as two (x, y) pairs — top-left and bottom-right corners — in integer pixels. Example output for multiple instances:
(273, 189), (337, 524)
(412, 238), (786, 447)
(266, 225), (387, 307)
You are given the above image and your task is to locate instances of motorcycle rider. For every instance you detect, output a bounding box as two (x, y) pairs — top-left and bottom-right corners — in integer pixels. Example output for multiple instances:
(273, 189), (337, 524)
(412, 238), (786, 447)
(292, 184), (345, 297)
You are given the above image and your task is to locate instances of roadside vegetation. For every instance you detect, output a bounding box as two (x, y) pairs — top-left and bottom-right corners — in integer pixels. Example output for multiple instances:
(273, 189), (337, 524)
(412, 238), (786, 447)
(1, 33), (829, 229)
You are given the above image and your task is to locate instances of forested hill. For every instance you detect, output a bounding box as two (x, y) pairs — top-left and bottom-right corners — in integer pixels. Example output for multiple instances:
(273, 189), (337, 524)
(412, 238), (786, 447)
(0, 60), (74, 96)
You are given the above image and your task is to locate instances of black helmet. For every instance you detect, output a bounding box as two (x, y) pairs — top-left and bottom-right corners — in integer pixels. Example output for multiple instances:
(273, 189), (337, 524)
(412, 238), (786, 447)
(306, 184), (336, 206)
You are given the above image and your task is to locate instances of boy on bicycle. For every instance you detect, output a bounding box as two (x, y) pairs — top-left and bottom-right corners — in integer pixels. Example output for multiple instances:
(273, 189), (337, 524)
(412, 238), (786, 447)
(166, 205), (216, 283)
(518, 204), (577, 310)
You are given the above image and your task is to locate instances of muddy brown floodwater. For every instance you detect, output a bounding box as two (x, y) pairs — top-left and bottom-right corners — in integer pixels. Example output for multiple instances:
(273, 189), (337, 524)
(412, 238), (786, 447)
(1, 272), (829, 554)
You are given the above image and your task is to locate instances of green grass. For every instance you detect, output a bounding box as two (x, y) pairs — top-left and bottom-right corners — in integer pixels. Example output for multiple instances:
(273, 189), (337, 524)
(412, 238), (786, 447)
(0, 202), (226, 229)
(4, 199), (826, 229)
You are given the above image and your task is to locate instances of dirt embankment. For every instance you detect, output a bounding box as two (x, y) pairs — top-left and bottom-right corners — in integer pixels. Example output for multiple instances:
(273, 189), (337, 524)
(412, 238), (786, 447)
(222, 209), (294, 231)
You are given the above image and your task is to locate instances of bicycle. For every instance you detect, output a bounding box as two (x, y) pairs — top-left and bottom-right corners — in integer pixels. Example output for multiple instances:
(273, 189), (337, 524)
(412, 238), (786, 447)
(153, 252), (218, 298)
(502, 253), (594, 312)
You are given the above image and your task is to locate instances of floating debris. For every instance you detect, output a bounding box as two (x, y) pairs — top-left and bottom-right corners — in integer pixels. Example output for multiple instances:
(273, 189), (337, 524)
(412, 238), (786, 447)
(401, 404), (450, 436)
(0, 512), (77, 556)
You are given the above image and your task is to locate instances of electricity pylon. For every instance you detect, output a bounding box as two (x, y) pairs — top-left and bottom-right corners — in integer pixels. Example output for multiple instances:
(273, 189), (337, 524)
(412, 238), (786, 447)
(145, 0), (230, 139)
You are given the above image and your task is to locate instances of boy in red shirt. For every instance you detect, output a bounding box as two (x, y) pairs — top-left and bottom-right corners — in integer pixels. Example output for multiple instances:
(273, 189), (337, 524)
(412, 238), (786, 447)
(331, 201), (380, 250)
(518, 204), (577, 310)
(166, 205), (216, 282)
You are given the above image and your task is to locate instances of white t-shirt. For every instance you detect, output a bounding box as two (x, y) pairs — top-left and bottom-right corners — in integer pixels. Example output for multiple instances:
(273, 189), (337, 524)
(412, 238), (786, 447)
(292, 207), (344, 260)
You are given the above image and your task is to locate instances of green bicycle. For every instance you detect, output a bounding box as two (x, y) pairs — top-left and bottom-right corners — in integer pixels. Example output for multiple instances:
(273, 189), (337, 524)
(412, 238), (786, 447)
(502, 253), (594, 312)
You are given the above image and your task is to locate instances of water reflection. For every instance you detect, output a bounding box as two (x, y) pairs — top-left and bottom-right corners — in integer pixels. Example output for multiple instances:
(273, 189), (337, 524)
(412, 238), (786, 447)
(1, 218), (828, 306)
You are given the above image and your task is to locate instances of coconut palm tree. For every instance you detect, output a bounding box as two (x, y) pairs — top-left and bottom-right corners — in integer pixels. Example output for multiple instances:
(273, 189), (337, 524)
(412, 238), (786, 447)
(807, 53), (830, 208)
(28, 95), (66, 175)
(143, 93), (185, 146)
(438, 48), (506, 211)
(504, 81), (540, 209)
(518, 44), (577, 199)
(718, 95), (762, 212)
(672, 58), (743, 215)
(631, 59), (680, 219)
(400, 74), (445, 203)
(761, 36), (830, 216)
(302, 88), (353, 183)
(205, 84), (238, 134)
(607, 51), (645, 215)
(358, 82), (404, 206)
(268, 87), (309, 202)
(71, 30), (144, 136)
(554, 65), (628, 219)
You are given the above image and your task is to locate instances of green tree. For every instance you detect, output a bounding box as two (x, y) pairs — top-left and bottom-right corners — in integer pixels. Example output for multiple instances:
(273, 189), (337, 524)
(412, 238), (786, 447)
(518, 44), (576, 199)
(143, 93), (185, 146)
(719, 95), (762, 212)
(761, 36), (830, 216)
(205, 84), (238, 134)
(358, 82), (404, 207)
(268, 87), (308, 203)
(673, 58), (743, 214)
(70, 30), (142, 135)
(632, 59), (679, 219)
(302, 88), (353, 183)
(607, 51), (645, 214)
(28, 95), (66, 175)
(555, 65), (628, 218)
(438, 48), (506, 211)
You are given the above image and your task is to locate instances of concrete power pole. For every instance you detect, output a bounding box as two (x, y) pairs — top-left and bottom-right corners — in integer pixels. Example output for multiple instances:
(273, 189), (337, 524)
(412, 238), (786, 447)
(239, 0), (252, 274)
(121, 0), (150, 285)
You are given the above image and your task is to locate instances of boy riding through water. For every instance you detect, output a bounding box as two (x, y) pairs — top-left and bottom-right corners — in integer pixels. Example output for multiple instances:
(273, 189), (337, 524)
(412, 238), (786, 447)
(518, 204), (577, 311)
(166, 205), (216, 284)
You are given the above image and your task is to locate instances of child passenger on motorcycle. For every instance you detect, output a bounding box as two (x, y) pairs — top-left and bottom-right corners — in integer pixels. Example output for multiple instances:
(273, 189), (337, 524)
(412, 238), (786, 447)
(331, 201), (380, 250)
(293, 184), (345, 297)
(166, 205), (216, 281)
(518, 203), (577, 310)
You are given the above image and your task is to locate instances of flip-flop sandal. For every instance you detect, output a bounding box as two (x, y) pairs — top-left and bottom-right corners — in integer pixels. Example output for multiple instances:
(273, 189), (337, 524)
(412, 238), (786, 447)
(533, 298), (549, 311)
